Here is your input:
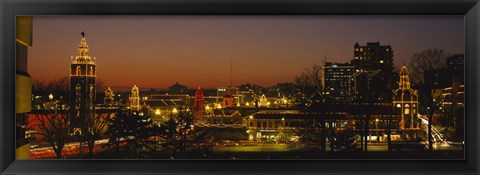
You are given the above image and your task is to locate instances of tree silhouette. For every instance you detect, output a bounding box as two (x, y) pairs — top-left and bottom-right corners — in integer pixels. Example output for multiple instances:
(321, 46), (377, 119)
(409, 48), (448, 151)
(104, 108), (154, 158)
(31, 97), (71, 159)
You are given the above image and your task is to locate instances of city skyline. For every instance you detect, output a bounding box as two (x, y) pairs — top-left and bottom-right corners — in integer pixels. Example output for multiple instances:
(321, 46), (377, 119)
(28, 16), (464, 89)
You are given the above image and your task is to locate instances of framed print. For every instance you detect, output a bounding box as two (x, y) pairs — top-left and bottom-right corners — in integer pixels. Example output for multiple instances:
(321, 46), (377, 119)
(1, 0), (479, 174)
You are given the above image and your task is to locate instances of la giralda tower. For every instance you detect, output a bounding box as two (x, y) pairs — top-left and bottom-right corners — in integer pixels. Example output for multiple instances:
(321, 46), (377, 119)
(70, 32), (96, 135)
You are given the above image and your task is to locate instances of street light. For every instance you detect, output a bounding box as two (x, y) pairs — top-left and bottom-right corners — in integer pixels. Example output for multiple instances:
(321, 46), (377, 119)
(375, 118), (379, 142)
(48, 93), (54, 100)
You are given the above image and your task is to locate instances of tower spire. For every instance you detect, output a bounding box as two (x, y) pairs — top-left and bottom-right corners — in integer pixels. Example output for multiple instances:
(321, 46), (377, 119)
(399, 66), (411, 90)
(78, 32), (89, 57)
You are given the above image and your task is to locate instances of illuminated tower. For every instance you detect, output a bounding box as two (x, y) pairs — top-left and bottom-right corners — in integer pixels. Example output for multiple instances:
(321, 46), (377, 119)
(130, 85), (140, 111)
(104, 87), (114, 106)
(193, 86), (204, 123)
(393, 66), (419, 131)
(70, 32), (96, 134)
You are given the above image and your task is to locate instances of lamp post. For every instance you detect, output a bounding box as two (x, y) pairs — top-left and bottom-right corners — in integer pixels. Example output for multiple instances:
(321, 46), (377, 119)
(375, 118), (379, 142)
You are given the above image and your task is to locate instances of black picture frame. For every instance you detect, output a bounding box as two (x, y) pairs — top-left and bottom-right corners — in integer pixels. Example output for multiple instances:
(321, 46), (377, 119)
(1, 0), (479, 174)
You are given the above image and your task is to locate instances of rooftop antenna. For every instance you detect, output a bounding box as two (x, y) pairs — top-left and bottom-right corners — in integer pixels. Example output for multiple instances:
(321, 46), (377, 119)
(230, 58), (233, 87)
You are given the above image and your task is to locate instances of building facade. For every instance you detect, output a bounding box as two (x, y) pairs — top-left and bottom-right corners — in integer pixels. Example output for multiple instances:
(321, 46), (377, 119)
(351, 42), (395, 101)
(392, 66), (420, 135)
(322, 62), (355, 100)
(16, 16), (33, 159)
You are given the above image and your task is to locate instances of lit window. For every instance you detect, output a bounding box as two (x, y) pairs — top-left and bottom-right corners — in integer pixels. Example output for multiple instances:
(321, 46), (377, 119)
(405, 108), (410, 114)
(89, 66), (94, 75)
(380, 60), (384, 64)
(396, 104), (401, 108)
(76, 66), (81, 75)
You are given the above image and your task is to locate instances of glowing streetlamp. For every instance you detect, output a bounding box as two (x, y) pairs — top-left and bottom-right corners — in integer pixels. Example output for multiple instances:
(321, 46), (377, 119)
(375, 118), (379, 142)
(48, 93), (54, 100)
(172, 108), (178, 114)
(155, 109), (161, 115)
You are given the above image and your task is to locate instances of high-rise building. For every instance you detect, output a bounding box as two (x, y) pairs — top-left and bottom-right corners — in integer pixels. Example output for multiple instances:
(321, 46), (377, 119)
(447, 54), (464, 84)
(70, 32), (96, 134)
(352, 42), (394, 72)
(351, 42), (395, 101)
(322, 62), (355, 100)
(130, 85), (140, 111)
(393, 66), (419, 132)
(16, 16), (33, 159)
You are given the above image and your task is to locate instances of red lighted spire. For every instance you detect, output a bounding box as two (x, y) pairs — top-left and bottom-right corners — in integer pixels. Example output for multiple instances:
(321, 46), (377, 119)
(193, 86), (204, 123)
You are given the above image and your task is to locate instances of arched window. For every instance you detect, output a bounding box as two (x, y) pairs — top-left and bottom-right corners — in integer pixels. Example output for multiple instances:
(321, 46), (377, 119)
(89, 66), (94, 75)
(405, 104), (410, 107)
(76, 66), (81, 75)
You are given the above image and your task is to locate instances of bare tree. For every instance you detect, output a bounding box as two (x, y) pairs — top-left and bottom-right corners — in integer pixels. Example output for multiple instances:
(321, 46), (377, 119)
(424, 89), (445, 151)
(294, 64), (322, 95)
(84, 111), (112, 157)
(409, 48), (448, 151)
(409, 48), (448, 83)
(31, 97), (71, 159)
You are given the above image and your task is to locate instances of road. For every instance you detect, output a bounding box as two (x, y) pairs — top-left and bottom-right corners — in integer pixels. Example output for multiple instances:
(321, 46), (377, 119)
(213, 142), (463, 153)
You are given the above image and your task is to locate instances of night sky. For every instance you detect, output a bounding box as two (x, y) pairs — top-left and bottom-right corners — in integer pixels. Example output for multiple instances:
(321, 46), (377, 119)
(28, 16), (464, 90)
